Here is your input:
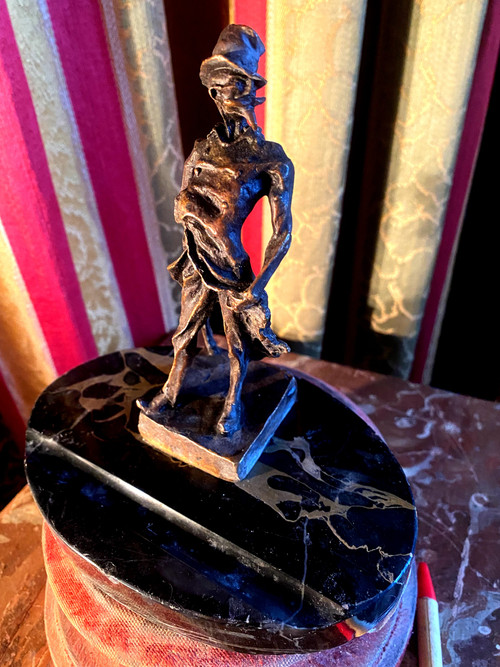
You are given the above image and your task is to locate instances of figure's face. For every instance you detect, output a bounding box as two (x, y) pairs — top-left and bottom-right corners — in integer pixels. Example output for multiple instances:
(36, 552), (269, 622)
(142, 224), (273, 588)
(208, 70), (263, 130)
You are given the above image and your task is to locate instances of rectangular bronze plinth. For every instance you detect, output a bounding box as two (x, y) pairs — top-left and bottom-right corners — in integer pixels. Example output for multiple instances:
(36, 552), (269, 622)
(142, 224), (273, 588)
(137, 355), (297, 482)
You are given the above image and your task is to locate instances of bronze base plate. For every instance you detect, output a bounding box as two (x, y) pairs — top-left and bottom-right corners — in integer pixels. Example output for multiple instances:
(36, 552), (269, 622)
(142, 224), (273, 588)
(136, 354), (297, 481)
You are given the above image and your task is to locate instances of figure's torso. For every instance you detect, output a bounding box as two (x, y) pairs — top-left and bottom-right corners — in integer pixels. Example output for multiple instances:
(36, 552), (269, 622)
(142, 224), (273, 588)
(175, 125), (291, 289)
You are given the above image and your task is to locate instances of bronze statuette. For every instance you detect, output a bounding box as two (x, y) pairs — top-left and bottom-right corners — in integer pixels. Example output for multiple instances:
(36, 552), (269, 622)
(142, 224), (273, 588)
(138, 25), (296, 480)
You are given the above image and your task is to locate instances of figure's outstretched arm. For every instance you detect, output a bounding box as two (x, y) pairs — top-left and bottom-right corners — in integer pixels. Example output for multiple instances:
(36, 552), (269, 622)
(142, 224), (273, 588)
(249, 160), (294, 300)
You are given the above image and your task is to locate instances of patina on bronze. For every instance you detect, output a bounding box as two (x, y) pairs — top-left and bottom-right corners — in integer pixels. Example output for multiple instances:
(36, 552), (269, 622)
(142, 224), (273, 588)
(138, 25), (295, 479)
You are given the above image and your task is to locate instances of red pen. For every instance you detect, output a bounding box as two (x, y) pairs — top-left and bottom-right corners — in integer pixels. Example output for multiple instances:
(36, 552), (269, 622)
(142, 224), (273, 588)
(417, 562), (443, 667)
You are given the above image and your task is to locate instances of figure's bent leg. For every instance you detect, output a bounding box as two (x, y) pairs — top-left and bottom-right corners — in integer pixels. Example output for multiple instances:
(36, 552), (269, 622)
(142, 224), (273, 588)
(217, 295), (248, 435)
(163, 270), (216, 405)
(163, 348), (193, 406)
(201, 320), (220, 356)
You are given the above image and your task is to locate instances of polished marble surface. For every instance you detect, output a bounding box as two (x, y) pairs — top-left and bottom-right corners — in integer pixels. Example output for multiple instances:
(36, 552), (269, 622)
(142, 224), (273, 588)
(2, 354), (498, 664)
(272, 355), (500, 666)
(25, 347), (416, 654)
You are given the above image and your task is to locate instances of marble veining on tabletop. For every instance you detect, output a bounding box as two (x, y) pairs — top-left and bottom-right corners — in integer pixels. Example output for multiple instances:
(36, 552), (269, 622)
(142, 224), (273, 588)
(277, 354), (500, 666)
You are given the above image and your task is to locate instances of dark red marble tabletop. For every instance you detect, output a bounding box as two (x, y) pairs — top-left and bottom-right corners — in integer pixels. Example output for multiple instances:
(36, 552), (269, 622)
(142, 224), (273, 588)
(1, 354), (499, 666)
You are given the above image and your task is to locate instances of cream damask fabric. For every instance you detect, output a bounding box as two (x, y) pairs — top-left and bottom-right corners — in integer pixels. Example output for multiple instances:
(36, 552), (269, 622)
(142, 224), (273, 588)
(367, 0), (487, 376)
(103, 0), (185, 326)
(264, 0), (367, 356)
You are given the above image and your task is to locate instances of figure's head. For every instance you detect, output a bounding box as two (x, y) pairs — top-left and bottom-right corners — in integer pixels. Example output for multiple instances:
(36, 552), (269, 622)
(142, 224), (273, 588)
(200, 25), (266, 130)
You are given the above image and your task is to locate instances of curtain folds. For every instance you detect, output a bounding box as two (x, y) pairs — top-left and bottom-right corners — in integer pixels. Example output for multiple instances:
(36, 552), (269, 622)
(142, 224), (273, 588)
(264, 0), (367, 357)
(5, 0), (134, 356)
(0, 0), (183, 446)
(365, 0), (488, 377)
(101, 0), (184, 321)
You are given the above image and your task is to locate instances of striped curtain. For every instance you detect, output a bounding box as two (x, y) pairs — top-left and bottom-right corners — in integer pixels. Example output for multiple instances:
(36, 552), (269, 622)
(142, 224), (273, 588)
(363, 0), (489, 379)
(233, 0), (367, 357)
(230, 0), (496, 372)
(0, 0), (183, 446)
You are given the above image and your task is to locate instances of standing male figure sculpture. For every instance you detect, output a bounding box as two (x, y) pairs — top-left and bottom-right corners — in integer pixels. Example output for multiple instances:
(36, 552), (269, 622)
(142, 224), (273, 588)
(157, 25), (294, 436)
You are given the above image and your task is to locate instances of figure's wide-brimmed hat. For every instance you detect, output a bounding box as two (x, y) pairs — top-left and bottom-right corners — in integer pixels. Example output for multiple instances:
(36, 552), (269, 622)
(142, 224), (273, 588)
(200, 24), (266, 89)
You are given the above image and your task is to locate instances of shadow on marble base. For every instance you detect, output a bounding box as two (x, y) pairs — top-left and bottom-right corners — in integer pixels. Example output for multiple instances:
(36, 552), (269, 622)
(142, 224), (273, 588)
(137, 353), (297, 481)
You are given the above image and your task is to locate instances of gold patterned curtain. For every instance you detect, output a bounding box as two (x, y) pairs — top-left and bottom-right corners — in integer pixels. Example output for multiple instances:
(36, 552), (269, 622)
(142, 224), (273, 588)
(264, 0), (367, 357)
(229, 0), (490, 378)
(363, 0), (488, 377)
(305, 0), (489, 380)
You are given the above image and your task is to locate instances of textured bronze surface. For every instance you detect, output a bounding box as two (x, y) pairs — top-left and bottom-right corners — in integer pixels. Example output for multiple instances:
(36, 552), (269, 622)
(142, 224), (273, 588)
(138, 355), (297, 482)
(139, 25), (294, 442)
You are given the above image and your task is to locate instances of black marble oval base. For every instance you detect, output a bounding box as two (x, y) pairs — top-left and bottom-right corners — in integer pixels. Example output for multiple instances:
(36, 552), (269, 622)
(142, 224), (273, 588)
(25, 347), (417, 654)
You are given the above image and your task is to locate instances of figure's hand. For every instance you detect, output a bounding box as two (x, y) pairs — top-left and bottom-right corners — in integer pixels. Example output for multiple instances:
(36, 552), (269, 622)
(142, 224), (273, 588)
(228, 289), (259, 313)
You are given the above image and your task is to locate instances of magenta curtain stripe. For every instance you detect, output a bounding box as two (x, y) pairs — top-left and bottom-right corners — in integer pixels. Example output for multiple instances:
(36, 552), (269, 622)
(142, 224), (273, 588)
(0, 367), (26, 448)
(0, 1), (97, 374)
(232, 0), (267, 274)
(46, 0), (167, 347)
(411, 1), (500, 384)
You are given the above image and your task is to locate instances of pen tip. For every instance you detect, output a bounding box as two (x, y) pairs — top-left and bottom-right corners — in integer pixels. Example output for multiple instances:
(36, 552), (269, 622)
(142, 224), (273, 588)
(418, 561), (437, 601)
